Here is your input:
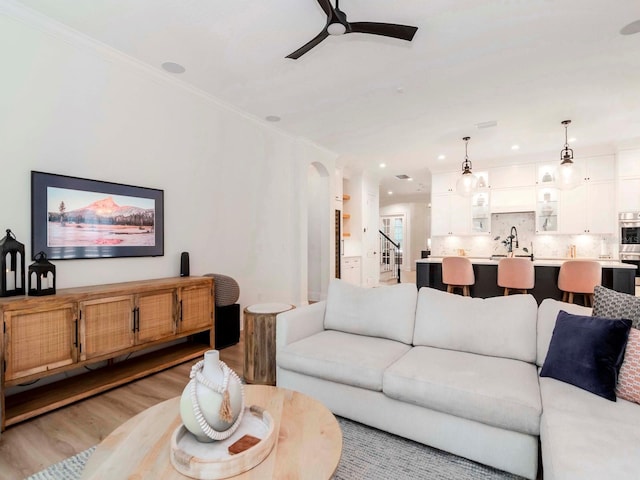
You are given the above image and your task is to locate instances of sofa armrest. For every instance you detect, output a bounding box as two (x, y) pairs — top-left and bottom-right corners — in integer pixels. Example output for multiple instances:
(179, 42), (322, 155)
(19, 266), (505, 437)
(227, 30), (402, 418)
(276, 301), (326, 351)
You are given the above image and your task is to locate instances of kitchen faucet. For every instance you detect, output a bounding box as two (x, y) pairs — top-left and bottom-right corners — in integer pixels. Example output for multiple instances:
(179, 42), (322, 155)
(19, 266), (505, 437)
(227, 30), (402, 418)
(495, 226), (532, 260)
(510, 226), (519, 250)
(503, 226), (519, 253)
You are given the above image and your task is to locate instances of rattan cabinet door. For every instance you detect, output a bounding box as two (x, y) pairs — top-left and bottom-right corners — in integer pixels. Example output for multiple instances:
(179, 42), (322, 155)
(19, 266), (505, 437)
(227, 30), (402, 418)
(178, 284), (213, 334)
(79, 295), (134, 361)
(135, 289), (177, 343)
(4, 304), (77, 381)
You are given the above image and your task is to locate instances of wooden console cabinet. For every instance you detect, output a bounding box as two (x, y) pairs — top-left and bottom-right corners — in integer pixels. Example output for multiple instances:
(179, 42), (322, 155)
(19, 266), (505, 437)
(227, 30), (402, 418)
(0, 276), (214, 430)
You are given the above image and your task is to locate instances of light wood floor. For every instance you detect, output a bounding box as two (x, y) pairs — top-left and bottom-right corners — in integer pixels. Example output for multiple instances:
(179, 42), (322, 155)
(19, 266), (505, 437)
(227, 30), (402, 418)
(0, 340), (244, 479)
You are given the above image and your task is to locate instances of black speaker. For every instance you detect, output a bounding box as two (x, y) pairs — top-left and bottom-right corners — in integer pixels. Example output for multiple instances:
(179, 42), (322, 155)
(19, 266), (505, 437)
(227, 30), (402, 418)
(180, 252), (190, 277)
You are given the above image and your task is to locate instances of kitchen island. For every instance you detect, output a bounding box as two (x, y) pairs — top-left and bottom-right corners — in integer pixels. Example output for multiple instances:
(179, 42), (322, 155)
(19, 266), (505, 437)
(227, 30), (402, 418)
(416, 257), (636, 305)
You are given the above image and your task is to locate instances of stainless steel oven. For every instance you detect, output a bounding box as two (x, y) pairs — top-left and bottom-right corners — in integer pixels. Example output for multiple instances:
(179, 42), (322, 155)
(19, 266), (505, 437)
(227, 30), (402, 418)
(620, 212), (640, 282)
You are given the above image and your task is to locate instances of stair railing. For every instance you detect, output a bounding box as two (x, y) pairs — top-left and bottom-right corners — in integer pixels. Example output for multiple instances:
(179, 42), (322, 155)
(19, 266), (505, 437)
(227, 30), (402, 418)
(379, 230), (401, 283)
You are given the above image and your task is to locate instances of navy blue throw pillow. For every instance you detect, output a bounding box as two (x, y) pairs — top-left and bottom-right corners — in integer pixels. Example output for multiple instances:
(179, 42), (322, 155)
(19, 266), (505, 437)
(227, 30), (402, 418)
(540, 310), (632, 401)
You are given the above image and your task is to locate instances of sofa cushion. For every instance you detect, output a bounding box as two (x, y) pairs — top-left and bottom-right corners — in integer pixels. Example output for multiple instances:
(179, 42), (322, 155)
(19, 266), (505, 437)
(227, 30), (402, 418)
(277, 330), (411, 391)
(324, 279), (417, 344)
(540, 376), (640, 480)
(540, 311), (631, 401)
(383, 346), (542, 435)
(617, 328), (640, 404)
(413, 287), (538, 362)
(536, 299), (592, 367)
(592, 285), (640, 329)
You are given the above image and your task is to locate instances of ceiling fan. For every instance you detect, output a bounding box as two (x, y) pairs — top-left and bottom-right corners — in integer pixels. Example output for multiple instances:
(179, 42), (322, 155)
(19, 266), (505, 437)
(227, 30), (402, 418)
(286, 0), (418, 59)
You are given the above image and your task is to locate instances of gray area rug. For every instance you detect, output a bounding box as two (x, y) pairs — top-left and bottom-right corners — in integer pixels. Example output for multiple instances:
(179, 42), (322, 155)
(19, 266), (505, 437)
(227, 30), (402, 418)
(27, 418), (523, 480)
(26, 447), (95, 480)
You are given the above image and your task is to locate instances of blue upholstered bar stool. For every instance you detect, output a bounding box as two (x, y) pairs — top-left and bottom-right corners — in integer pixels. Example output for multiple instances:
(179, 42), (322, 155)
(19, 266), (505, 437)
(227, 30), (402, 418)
(442, 256), (475, 296)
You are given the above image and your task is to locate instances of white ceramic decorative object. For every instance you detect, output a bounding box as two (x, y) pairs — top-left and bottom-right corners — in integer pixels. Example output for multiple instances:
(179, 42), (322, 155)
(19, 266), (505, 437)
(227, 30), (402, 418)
(179, 350), (245, 442)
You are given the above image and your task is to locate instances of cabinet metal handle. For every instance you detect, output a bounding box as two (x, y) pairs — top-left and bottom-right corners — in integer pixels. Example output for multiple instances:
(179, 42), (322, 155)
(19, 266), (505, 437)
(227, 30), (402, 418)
(132, 307), (140, 332)
(180, 300), (183, 322)
(74, 319), (78, 347)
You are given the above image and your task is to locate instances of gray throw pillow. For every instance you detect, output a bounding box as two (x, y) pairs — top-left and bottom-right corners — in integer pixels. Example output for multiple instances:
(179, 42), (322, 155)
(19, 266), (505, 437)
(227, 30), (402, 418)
(592, 285), (640, 329)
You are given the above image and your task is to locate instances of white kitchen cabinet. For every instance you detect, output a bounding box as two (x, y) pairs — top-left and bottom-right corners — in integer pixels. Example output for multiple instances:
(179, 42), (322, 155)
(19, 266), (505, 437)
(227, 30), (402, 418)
(341, 256), (361, 286)
(490, 187), (536, 213)
(560, 182), (616, 234)
(617, 149), (640, 178)
(618, 177), (640, 212)
(581, 155), (615, 182)
(490, 164), (536, 189)
(431, 193), (471, 235)
(432, 171), (489, 195)
(431, 172), (457, 194)
(536, 155), (614, 187)
(431, 194), (450, 236)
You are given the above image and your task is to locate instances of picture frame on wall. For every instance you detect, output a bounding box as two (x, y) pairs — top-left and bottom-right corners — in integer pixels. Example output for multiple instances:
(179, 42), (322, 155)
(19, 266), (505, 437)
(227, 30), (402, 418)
(31, 171), (164, 260)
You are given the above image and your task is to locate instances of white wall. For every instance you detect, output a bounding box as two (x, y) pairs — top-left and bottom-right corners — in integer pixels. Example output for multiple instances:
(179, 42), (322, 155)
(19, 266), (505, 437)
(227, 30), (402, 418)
(307, 162), (331, 302)
(380, 202), (429, 271)
(0, 8), (337, 308)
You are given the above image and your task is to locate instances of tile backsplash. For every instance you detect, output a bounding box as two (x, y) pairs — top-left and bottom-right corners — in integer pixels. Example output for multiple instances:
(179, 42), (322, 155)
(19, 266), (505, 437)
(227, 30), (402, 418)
(431, 211), (617, 259)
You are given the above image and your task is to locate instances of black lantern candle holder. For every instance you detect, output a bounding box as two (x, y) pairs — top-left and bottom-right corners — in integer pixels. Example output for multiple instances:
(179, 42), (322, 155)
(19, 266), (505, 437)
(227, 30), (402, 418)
(28, 251), (56, 296)
(1, 229), (26, 297)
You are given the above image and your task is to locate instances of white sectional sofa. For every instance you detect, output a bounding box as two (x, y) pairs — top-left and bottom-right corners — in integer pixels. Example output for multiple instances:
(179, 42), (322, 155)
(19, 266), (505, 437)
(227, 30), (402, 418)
(536, 300), (640, 480)
(275, 280), (640, 480)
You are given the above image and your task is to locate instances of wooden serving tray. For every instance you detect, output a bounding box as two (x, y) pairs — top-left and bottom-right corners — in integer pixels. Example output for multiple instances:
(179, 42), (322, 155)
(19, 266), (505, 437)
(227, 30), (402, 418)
(170, 405), (276, 479)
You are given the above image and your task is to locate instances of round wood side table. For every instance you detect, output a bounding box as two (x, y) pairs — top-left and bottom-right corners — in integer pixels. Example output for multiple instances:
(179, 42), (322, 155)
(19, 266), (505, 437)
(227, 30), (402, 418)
(243, 303), (294, 385)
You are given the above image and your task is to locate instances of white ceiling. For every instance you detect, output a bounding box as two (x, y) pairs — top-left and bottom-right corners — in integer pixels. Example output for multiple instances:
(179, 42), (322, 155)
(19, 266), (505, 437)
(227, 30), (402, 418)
(13, 0), (640, 201)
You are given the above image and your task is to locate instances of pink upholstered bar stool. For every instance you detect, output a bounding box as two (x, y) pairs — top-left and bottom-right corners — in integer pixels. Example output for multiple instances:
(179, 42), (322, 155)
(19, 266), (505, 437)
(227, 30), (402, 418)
(442, 256), (475, 296)
(497, 258), (535, 295)
(558, 260), (602, 306)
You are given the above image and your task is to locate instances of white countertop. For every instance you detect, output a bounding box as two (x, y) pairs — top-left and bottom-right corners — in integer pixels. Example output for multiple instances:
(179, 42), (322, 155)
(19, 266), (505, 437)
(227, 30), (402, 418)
(417, 257), (637, 269)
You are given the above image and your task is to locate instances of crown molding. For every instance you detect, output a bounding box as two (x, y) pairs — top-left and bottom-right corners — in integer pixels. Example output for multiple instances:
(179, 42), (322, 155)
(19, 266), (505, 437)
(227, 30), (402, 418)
(0, 0), (336, 157)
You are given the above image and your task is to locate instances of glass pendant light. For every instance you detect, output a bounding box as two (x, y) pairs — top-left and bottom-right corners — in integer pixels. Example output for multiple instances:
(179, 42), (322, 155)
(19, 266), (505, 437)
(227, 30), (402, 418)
(456, 136), (478, 197)
(557, 120), (579, 190)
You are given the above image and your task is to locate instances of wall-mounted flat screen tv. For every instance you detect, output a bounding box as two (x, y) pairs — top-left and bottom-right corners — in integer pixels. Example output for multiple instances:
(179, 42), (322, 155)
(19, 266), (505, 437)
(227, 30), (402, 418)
(31, 171), (164, 260)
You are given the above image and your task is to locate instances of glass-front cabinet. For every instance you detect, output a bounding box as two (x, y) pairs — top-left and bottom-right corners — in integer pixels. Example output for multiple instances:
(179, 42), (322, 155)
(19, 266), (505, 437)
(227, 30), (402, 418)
(536, 187), (559, 233)
(472, 192), (490, 233)
(471, 171), (490, 233)
(537, 163), (558, 187)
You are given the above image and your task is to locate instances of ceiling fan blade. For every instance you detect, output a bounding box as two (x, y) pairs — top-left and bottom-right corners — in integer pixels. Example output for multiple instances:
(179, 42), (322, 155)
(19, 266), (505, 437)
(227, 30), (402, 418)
(348, 22), (418, 41)
(315, 0), (333, 17)
(286, 29), (330, 59)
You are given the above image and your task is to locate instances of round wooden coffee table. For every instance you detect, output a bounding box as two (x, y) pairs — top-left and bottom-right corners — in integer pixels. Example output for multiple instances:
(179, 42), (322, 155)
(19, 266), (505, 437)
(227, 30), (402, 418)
(81, 385), (342, 479)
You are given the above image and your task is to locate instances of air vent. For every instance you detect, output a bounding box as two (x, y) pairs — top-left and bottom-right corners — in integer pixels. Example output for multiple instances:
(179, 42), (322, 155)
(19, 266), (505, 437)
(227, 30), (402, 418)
(395, 174), (411, 180)
(476, 120), (498, 129)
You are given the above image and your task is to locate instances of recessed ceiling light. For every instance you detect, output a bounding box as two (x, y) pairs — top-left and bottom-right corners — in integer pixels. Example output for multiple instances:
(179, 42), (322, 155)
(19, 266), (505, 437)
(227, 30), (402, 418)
(265, 115), (281, 122)
(161, 62), (186, 74)
(407, 177), (414, 181)
(379, 163), (386, 168)
(437, 154), (446, 160)
(511, 144), (520, 150)
(388, 191), (393, 195)
(621, 19), (640, 35)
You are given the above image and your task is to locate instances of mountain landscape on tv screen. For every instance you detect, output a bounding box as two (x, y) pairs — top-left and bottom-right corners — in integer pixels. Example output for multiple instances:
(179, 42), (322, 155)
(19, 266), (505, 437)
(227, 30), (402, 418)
(47, 196), (155, 247)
